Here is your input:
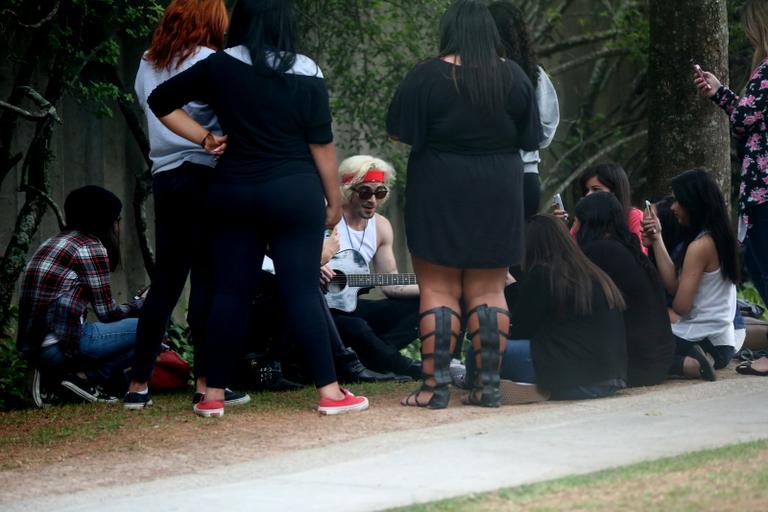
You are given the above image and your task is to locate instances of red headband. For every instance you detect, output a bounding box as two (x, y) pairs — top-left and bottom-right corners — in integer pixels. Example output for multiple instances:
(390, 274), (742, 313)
(342, 170), (386, 184)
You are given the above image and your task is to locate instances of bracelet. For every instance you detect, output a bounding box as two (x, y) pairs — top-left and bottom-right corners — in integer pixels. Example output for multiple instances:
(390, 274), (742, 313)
(200, 132), (211, 148)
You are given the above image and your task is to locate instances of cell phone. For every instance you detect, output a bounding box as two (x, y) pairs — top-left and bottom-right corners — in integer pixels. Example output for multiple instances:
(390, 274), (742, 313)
(692, 63), (711, 90)
(644, 199), (652, 216)
(552, 193), (565, 211)
(133, 285), (149, 301)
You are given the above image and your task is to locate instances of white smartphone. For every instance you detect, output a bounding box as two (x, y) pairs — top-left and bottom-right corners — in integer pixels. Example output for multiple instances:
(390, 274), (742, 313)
(644, 199), (652, 216)
(693, 63), (711, 90)
(552, 193), (565, 211)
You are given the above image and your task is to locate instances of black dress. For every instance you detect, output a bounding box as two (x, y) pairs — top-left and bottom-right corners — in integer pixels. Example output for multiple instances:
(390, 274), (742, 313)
(386, 58), (540, 268)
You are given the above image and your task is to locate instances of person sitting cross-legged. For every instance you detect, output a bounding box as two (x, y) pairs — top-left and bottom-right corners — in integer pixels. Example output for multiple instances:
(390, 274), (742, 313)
(468, 215), (628, 404)
(321, 155), (422, 380)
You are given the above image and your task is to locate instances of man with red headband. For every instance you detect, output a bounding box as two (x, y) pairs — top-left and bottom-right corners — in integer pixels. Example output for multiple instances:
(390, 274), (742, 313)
(322, 155), (421, 379)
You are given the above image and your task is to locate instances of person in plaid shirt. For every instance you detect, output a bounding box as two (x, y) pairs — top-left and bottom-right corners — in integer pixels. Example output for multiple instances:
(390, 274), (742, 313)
(18, 186), (143, 403)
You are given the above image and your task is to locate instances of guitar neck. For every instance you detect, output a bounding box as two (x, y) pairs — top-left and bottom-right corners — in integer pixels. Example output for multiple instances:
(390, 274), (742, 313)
(345, 274), (417, 288)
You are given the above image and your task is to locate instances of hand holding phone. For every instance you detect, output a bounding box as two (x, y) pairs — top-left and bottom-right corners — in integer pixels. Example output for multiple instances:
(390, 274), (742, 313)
(692, 63), (714, 93)
(553, 193), (564, 211)
(693, 64), (707, 81)
(552, 194), (568, 222)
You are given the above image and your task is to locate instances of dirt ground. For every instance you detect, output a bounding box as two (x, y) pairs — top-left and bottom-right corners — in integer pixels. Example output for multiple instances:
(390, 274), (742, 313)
(0, 366), (743, 504)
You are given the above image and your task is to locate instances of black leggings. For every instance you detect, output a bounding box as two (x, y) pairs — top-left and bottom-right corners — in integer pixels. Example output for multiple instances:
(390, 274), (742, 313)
(669, 336), (735, 375)
(131, 162), (211, 383)
(203, 173), (336, 389)
(523, 172), (541, 221)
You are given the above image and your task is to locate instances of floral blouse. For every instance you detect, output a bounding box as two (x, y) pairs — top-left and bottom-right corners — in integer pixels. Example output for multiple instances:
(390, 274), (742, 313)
(713, 58), (768, 226)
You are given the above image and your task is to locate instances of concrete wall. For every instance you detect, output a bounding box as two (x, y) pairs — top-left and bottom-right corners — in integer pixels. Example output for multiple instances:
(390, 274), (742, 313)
(1, 40), (151, 306)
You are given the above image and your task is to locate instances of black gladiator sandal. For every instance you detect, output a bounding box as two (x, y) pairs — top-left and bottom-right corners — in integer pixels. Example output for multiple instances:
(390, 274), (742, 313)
(402, 306), (461, 409)
(464, 304), (510, 408)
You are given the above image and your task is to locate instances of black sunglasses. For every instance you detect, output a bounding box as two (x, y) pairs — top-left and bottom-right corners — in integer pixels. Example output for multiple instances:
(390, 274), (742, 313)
(352, 185), (389, 200)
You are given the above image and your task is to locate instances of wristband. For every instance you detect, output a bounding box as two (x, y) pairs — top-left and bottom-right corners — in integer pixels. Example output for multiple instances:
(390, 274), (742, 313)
(200, 132), (211, 148)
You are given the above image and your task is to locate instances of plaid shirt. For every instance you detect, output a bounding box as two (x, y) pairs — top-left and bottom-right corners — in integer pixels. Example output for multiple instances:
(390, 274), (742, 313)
(17, 231), (137, 357)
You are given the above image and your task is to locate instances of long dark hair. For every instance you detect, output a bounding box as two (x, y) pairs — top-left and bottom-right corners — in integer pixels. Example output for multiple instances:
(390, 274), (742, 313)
(579, 163), (633, 216)
(671, 169), (740, 284)
(226, 0), (297, 75)
(438, 0), (510, 112)
(64, 186), (122, 272)
(488, 1), (539, 89)
(574, 192), (660, 284)
(652, 195), (683, 262)
(524, 214), (625, 317)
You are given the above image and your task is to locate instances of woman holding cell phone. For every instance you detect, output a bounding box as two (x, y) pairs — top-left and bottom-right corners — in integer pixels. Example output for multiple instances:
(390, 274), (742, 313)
(694, 0), (768, 306)
(641, 170), (740, 380)
(695, 0), (768, 377)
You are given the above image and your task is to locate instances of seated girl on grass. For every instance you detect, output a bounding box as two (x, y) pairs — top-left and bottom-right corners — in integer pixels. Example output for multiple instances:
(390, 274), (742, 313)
(574, 192), (675, 387)
(641, 169), (740, 381)
(468, 214), (627, 404)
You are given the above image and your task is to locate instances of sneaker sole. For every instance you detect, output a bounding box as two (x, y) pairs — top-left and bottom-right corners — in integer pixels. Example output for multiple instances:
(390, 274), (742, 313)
(318, 398), (370, 416)
(194, 406), (224, 418)
(32, 370), (45, 408)
(123, 399), (153, 410)
(499, 380), (549, 405)
(224, 395), (251, 406)
(60, 380), (100, 403)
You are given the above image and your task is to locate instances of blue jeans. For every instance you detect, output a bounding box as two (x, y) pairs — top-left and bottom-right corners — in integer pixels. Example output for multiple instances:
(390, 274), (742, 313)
(38, 318), (138, 385)
(744, 202), (768, 306)
(467, 339), (621, 400)
(467, 339), (538, 384)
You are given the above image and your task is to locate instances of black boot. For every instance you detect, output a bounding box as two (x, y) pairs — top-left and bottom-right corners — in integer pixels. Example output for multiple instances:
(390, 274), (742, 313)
(336, 348), (411, 383)
(402, 306), (460, 409)
(391, 353), (422, 380)
(236, 354), (304, 391)
(464, 304), (509, 408)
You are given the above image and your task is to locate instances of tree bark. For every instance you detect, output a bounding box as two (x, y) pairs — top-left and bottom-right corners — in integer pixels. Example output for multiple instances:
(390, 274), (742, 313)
(647, 0), (730, 198)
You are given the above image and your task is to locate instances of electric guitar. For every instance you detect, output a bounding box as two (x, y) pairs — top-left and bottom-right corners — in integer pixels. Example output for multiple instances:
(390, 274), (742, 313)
(324, 249), (417, 312)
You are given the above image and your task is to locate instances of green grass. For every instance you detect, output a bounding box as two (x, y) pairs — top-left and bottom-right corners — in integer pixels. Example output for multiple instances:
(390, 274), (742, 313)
(0, 381), (406, 452)
(393, 438), (768, 511)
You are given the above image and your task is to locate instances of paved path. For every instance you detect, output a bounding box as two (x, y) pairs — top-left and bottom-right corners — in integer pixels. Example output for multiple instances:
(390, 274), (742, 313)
(9, 377), (768, 512)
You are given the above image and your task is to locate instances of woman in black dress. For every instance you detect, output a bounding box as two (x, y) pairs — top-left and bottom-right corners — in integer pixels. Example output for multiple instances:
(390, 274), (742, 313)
(387, 0), (540, 408)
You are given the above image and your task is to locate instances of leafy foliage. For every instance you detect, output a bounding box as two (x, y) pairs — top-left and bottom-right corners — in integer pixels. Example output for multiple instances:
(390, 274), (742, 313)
(164, 320), (194, 366)
(738, 282), (768, 321)
(0, 306), (28, 410)
(297, 0), (449, 183)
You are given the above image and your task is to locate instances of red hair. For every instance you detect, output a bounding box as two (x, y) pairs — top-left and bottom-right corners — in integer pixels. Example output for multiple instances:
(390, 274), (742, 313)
(146, 0), (228, 71)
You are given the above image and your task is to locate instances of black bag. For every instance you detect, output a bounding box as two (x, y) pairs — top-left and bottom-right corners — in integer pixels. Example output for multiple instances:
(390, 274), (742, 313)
(738, 298), (766, 318)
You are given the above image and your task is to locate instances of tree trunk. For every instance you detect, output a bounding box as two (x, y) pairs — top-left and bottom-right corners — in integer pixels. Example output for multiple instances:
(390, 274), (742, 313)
(0, 75), (63, 328)
(647, 0), (730, 198)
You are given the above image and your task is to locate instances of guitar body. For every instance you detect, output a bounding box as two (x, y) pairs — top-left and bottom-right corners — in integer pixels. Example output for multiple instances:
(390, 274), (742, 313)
(325, 249), (371, 312)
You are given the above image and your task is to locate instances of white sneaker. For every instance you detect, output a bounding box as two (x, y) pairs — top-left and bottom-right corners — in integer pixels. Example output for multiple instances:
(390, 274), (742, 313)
(449, 359), (466, 389)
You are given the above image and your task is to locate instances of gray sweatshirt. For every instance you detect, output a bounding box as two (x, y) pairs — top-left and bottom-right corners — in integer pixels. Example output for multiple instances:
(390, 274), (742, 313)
(521, 67), (560, 174)
(134, 47), (221, 175)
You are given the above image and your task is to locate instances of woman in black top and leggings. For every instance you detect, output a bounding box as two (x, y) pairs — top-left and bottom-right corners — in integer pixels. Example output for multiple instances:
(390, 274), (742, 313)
(147, 0), (368, 417)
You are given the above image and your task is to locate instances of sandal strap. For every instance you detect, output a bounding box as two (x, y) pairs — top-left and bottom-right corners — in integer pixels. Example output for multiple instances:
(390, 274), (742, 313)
(418, 306), (461, 390)
(466, 304), (507, 406)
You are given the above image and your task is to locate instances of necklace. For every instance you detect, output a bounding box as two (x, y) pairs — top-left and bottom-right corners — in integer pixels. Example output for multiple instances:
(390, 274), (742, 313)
(344, 218), (367, 252)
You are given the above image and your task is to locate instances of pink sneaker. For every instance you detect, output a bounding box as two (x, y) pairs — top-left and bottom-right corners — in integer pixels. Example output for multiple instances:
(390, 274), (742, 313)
(193, 399), (224, 418)
(317, 388), (369, 415)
